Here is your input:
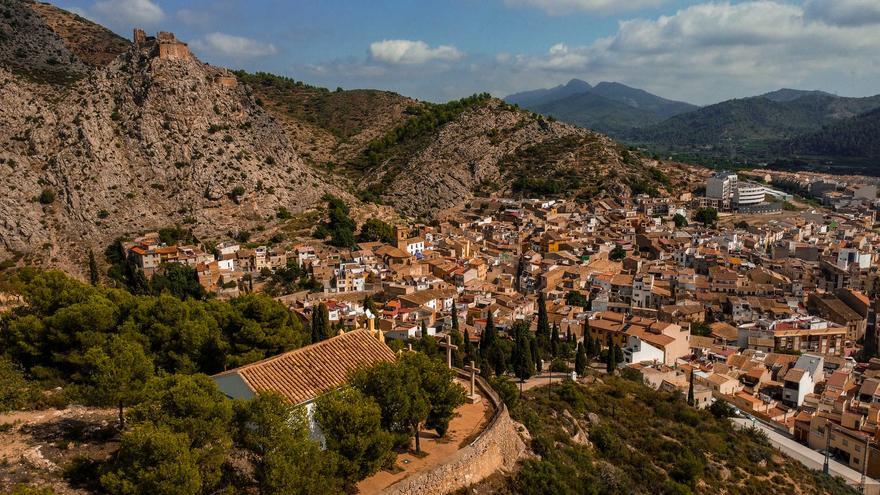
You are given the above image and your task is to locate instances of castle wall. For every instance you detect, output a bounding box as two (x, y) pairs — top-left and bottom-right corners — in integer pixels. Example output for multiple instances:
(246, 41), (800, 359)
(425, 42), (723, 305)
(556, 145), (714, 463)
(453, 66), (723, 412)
(378, 370), (527, 495)
(158, 43), (190, 60)
(216, 75), (237, 88)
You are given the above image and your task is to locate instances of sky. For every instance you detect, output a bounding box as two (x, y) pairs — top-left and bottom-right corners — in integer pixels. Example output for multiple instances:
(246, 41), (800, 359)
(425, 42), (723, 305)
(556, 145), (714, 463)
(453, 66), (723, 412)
(60, 0), (880, 105)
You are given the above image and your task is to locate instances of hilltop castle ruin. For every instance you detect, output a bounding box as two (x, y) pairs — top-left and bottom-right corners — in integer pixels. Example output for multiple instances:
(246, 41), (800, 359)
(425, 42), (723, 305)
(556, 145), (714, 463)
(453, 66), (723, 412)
(132, 28), (236, 87)
(133, 28), (190, 60)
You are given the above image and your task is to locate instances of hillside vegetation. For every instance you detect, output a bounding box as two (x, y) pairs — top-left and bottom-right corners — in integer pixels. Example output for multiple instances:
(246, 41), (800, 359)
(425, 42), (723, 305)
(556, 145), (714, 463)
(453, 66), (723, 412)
(781, 107), (880, 159)
(506, 79), (697, 135)
(481, 376), (857, 495)
(625, 93), (880, 168)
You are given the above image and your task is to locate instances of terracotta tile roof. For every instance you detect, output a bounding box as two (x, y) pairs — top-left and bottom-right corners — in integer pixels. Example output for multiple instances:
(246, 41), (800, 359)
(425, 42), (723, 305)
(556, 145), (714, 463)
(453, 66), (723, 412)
(214, 330), (395, 405)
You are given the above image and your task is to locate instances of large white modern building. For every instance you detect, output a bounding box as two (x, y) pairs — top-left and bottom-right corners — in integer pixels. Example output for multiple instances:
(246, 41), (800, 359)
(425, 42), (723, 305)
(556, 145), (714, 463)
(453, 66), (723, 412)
(733, 182), (767, 206)
(706, 171), (738, 201)
(706, 171), (792, 209)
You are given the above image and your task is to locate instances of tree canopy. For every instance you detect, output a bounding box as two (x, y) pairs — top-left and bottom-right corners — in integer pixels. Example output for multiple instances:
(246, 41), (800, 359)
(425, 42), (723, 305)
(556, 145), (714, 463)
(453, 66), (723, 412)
(0, 270), (306, 388)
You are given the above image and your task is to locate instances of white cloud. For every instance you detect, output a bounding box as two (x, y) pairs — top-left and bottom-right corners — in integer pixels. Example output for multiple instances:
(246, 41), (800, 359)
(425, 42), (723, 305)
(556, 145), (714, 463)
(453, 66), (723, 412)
(192, 33), (278, 59)
(504, 0), (666, 15)
(298, 1), (880, 104)
(92, 0), (164, 25)
(506, 1), (880, 103)
(804, 0), (880, 27)
(369, 39), (463, 65)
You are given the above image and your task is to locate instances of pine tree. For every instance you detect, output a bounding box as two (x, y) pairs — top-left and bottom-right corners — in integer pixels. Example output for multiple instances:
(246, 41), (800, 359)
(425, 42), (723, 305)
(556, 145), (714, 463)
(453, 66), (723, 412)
(687, 369), (695, 407)
(575, 342), (587, 376)
(88, 249), (99, 286)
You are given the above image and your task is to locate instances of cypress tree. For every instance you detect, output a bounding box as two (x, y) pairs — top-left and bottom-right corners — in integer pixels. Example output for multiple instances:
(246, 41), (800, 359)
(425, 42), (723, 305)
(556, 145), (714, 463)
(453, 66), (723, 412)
(863, 324), (878, 361)
(482, 312), (496, 351)
(536, 292), (550, 352)
(88, 249), (99, 286)
(311, 303), (331, 342)
(513, 325), (535, 388)
(451, 301), (459, 331)
(551, 322), (560, 357)
(607, 342), (617, 374)
(531, 337), (542, 373)
(463, 329), (473, 362)
(575, 342), (587, 376)
(687, 369), (695, 407)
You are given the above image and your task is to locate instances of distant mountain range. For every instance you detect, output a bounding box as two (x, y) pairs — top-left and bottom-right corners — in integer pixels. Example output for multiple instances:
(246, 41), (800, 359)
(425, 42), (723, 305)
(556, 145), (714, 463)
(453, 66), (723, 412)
(505, 80), (697, 134)
(505, 81), (880, 172)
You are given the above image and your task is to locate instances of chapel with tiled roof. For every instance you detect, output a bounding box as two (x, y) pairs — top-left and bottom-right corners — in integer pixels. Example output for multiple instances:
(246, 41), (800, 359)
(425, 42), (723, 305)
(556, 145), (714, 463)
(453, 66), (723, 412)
(212, 329), (395, 405)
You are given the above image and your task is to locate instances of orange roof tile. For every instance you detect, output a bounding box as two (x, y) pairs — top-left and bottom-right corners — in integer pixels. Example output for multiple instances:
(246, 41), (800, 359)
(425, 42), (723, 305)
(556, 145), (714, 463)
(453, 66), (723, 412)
(214, 330), (395, 405)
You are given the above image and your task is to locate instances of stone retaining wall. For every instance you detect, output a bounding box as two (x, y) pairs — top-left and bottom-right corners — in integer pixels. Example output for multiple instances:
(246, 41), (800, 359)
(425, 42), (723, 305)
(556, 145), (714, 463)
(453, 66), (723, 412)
(378, 370), (527, 495)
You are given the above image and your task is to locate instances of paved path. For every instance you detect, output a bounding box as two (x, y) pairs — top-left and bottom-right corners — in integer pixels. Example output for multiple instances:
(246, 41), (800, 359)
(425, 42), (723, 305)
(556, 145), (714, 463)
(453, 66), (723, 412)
(518, 372), (575, 392)
(732, 417), (880, 494)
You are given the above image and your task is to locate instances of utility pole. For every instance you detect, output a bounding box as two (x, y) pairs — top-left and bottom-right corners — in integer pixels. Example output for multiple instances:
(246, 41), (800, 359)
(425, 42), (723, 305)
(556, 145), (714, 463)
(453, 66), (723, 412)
(860, 437), (869, 494)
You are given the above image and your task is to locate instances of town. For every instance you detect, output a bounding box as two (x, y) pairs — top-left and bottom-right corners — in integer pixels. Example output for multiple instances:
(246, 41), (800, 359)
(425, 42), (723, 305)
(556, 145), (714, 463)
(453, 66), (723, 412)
(3, 2), (880, 494)
(110, 167), (880, 489)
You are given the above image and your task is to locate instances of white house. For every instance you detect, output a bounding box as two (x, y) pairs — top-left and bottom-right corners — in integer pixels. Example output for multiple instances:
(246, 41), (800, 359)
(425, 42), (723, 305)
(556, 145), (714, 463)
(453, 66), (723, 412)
(623, 334), (665, 365)
(782, 354), (824, 407)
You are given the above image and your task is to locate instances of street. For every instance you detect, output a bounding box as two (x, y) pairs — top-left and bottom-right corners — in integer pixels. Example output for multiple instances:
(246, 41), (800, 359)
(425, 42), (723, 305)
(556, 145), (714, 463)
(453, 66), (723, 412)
(732, 417), (880, 495)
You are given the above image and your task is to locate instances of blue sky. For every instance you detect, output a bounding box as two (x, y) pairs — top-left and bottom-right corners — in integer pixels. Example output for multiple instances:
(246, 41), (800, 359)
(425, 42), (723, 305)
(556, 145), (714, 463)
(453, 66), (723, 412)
(62, 0), (880, 104)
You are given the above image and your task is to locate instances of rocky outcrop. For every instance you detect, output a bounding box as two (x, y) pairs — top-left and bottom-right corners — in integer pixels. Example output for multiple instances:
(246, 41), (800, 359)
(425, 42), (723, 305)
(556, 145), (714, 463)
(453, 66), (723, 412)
(374, 100), (679, 218)
(0, 22), (340, 271)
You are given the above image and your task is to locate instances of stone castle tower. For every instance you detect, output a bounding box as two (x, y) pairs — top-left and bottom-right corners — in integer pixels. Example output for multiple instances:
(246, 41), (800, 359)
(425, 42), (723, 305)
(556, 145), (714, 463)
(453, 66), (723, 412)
(132, 28), (190, 60)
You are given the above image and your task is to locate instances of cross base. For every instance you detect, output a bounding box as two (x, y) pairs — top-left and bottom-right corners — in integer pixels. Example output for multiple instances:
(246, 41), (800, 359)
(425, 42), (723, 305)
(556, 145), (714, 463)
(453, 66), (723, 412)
(466, 393), (481, 404)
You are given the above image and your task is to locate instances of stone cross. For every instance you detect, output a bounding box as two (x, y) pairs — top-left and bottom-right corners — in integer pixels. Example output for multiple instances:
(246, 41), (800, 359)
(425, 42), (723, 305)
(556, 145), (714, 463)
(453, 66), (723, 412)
(437, 334), (459, 369)
(464, 360), (480, 398)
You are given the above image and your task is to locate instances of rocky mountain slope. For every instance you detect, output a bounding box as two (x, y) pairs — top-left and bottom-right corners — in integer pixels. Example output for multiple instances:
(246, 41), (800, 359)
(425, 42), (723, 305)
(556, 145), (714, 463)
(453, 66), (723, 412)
(0, 1), (686, 270)
(368, 99), (686, 218)
(235, 80), (689, 220)
(0, 1), (340, 270)
(235, 71), (418, 168)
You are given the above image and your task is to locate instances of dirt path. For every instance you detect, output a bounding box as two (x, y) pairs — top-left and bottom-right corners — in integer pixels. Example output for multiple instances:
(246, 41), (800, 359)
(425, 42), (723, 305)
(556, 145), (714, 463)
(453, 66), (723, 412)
(0, 406), (117, 494)
(356, 380), (493, 494)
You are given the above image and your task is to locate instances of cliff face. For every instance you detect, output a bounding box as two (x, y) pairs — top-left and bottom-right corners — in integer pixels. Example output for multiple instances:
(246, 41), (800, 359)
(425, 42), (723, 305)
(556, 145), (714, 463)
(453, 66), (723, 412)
(0, 1), (690, 271)
(0, 4), (340, 270)
(375, 101), (652, 218)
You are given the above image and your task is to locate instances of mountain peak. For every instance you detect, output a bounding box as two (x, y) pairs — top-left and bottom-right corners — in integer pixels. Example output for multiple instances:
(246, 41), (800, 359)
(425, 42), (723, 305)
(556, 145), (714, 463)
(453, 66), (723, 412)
(565, 79), (592, 91)
(760, 88), (834, 103)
